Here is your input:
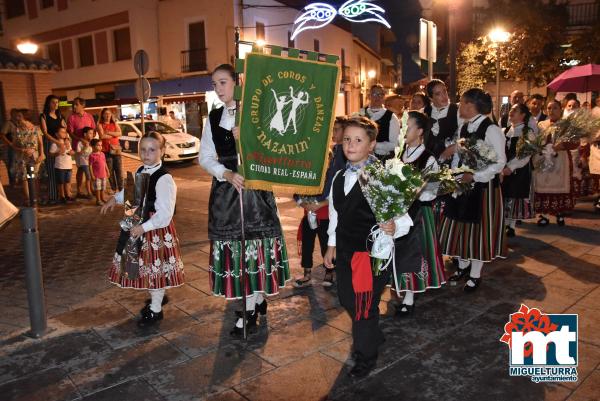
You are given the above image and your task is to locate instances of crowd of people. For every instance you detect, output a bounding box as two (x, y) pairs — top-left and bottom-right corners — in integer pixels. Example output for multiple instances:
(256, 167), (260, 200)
(0, 96), (124, 206)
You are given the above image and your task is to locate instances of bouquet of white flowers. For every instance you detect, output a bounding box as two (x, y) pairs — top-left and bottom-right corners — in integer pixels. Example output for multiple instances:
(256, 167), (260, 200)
(358, 156), (424, 270)
(421, 165), (475, 197)
(457, 137), (497, 170)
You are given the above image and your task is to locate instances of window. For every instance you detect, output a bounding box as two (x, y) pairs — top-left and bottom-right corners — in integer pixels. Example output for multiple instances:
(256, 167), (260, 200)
(341, 48), (346, 66)
(256, 22), (265, 41)
(47, 43), (61, 67)
(114, 27), (132, 61)
(78, 35), (94, 67)
(5, 0), (26, 19)
(287, 31), (294, 48)
(184, 22), (206, 72)
(40, 0), (54, 9)
(314, 39), (320, 52)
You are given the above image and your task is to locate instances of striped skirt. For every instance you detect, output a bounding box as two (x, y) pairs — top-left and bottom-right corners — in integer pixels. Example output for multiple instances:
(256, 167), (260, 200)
(504, 195), (534, 220)
(209, 237), (291, 299)
(392, 206), (446, 293)
(439, 182), (507, 262)
(108, 221), (185, 289)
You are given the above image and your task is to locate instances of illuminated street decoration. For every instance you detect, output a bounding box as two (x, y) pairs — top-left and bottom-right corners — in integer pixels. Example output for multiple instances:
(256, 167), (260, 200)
(291, 0), (391, 41)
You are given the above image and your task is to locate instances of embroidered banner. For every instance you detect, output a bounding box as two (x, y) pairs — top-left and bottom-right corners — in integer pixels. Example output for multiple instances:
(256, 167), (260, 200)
(238, 51), (340, 193)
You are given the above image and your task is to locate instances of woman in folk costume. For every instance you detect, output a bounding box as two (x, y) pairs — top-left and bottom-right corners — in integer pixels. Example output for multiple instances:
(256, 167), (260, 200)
(324, 116), (413, 378)
(533, 100), (578, 227)
(439, 88), (507, 293)
(102, 131), (184, 327)
(199, 64), (290, 336)
(502, 103), (537, 238)
(393, 111), (446, 317)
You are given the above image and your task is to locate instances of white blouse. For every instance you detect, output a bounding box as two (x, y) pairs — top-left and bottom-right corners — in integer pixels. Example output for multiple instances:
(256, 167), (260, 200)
(199, 106), (236, 181)
(361, 107), (402, 156)
(114, 162), (177, 233)
(326, 169), (413, 247)
(451, 114), (507, 183)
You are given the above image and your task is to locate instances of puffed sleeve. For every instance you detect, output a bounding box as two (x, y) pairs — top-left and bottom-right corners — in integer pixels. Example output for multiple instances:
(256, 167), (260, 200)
(473, 124), (507, 183)
(199, 117), (230, 181)
(141, 174), (177, 232)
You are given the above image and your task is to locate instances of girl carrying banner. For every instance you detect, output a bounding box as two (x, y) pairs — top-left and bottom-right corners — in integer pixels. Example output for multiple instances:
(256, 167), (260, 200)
(199, 64), (290, 336)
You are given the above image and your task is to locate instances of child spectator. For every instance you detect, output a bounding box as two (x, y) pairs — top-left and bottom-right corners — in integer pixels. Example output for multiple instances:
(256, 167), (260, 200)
(89, 139), (109, 206)
(49, 127), (74, 203)
(75, 127), (94, 199)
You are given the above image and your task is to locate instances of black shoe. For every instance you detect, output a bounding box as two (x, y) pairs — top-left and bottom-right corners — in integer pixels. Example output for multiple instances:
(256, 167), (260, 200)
(395, 303), (415, 318)
(348, 358), (376, 378)
(137, 305), (163, 327)
(595, 201), (600, 212)
(235, 299), (267, 318)
(537, 215), (549, 226)
(556, 215), (565, 226)
(506, 226), (516, 237)
(141, 295), (169, 313)
(463, 277), (481, 293)
(230, 311), (258, 336)
(516, 219), (523, 226)
(323, 272), (335, 289)
(448, 265), (470, 286)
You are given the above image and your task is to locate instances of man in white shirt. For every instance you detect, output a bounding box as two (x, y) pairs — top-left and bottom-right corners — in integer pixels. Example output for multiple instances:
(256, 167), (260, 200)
(359, 84), (401, 160)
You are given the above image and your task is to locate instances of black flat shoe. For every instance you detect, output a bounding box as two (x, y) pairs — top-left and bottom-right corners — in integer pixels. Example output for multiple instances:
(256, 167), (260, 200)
(556, 215), (565, 226)
(506, 226), (515, 237)
(537, 215), (549, 226)
(235, 299), (267, 317)
(230, 311), (258, 336)
(463, 277), (481, 293)
(141, 295), (170, 314)
(448, 265), (470, 286)
(137, 305), (163, 327)
(348, 358), (376, 378)
(516, 219), (523, 226)
(395, 303), (415, 318)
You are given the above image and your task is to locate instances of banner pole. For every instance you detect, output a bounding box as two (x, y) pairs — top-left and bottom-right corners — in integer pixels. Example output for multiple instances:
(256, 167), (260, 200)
(234, 26), (247, 341)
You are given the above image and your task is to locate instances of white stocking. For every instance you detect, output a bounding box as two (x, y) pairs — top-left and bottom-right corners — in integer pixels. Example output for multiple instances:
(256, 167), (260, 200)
(149, 289), (165, 313)
(402, 291), (414, 306)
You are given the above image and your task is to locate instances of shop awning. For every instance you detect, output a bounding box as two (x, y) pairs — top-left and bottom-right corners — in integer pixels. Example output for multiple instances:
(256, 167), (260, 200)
(114, 75), (212, 99)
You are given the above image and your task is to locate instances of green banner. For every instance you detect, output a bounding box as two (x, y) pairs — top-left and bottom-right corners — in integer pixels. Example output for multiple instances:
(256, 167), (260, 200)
(239, 52), (340, 194)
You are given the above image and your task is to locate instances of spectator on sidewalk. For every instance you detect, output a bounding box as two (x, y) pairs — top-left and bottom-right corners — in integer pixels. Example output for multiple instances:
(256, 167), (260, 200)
(40, 95), (66, 205)
(0, 109), (19, 188)
(89, 139), (109, 206)
(167, 111), (183, 131)
(67, 97), (96, 198)
(9, 109), (45, 205)
(97, 108), (123, 194)
(49, 127), (75, 203)
(75, 127), (94, 199)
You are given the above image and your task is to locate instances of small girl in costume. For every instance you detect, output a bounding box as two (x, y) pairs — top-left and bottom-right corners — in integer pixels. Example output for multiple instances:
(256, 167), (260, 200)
(101, 131), (184, 327)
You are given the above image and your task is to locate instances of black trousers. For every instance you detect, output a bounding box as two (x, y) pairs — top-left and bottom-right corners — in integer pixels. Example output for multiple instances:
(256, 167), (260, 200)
(300, 216), (329, 269)
(335, 250), (390, 363)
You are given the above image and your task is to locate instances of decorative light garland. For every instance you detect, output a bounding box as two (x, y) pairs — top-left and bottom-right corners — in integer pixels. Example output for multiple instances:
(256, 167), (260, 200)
(291, 0), (391, 41)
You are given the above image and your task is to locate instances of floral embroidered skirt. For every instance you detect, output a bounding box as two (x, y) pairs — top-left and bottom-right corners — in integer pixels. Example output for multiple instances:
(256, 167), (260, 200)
(391, 206), (446, 293)
(209, 237), (291, 299)
(108, 221), (184, 290)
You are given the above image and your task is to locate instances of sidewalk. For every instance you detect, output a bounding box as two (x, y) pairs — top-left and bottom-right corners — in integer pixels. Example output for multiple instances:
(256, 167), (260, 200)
(0, 162), (598, 401)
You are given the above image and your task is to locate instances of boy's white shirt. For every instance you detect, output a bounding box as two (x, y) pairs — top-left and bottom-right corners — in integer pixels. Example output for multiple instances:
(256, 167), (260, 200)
(327, 169), (413, 247)
(114, 162), (177, 233)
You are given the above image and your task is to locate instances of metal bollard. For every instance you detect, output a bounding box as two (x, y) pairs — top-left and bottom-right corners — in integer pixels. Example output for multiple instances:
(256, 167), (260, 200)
(21, 207), (47, 338)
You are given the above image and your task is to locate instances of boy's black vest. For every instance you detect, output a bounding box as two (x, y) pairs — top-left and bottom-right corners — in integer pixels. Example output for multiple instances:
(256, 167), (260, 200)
(502, 125), (532, 199)
(333, 171), (377, 252)
(424, 103), (458, 159)
(364, 108), (394, 143)
(115, 165), (170, 254)
(209, 107), (238, 171)
(444, 116), (497, 223)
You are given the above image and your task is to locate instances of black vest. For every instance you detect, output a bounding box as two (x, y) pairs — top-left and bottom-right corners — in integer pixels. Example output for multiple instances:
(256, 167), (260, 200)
(332, 171), (377, 252)
(502, 125), (532, 199)
(365, 108), (393, 143)
(424, 103), (458, 158)
(209, 107), (238, 171)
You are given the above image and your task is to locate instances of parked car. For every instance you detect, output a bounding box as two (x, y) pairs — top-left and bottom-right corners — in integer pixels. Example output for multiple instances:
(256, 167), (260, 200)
(117, 120), (200, 162)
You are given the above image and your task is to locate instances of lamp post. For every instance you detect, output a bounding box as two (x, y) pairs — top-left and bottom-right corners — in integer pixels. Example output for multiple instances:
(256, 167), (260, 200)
(488, 28), (510, 119)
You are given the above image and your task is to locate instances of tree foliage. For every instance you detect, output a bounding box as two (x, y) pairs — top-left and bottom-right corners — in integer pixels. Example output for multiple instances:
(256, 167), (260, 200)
(457, 0), (569, 93)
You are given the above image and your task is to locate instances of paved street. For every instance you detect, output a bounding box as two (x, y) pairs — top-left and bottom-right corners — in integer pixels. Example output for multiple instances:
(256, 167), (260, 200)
(0, 160), (599, 401)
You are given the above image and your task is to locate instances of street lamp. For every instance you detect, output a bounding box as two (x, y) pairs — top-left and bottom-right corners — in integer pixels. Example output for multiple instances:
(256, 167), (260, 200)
(17, 41), (38, 55)
(488, 28), (510, 119)
(367, 69), (376, 79)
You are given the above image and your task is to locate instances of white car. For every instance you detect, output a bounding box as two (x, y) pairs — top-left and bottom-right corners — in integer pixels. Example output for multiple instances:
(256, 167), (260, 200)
(117, 120), (200, 162)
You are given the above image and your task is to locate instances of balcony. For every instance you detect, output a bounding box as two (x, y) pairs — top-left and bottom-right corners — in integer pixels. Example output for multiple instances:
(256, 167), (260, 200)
(181, 48), (207, 73)
(568, 2), (599, 27)
(341, 65), (351, 83)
